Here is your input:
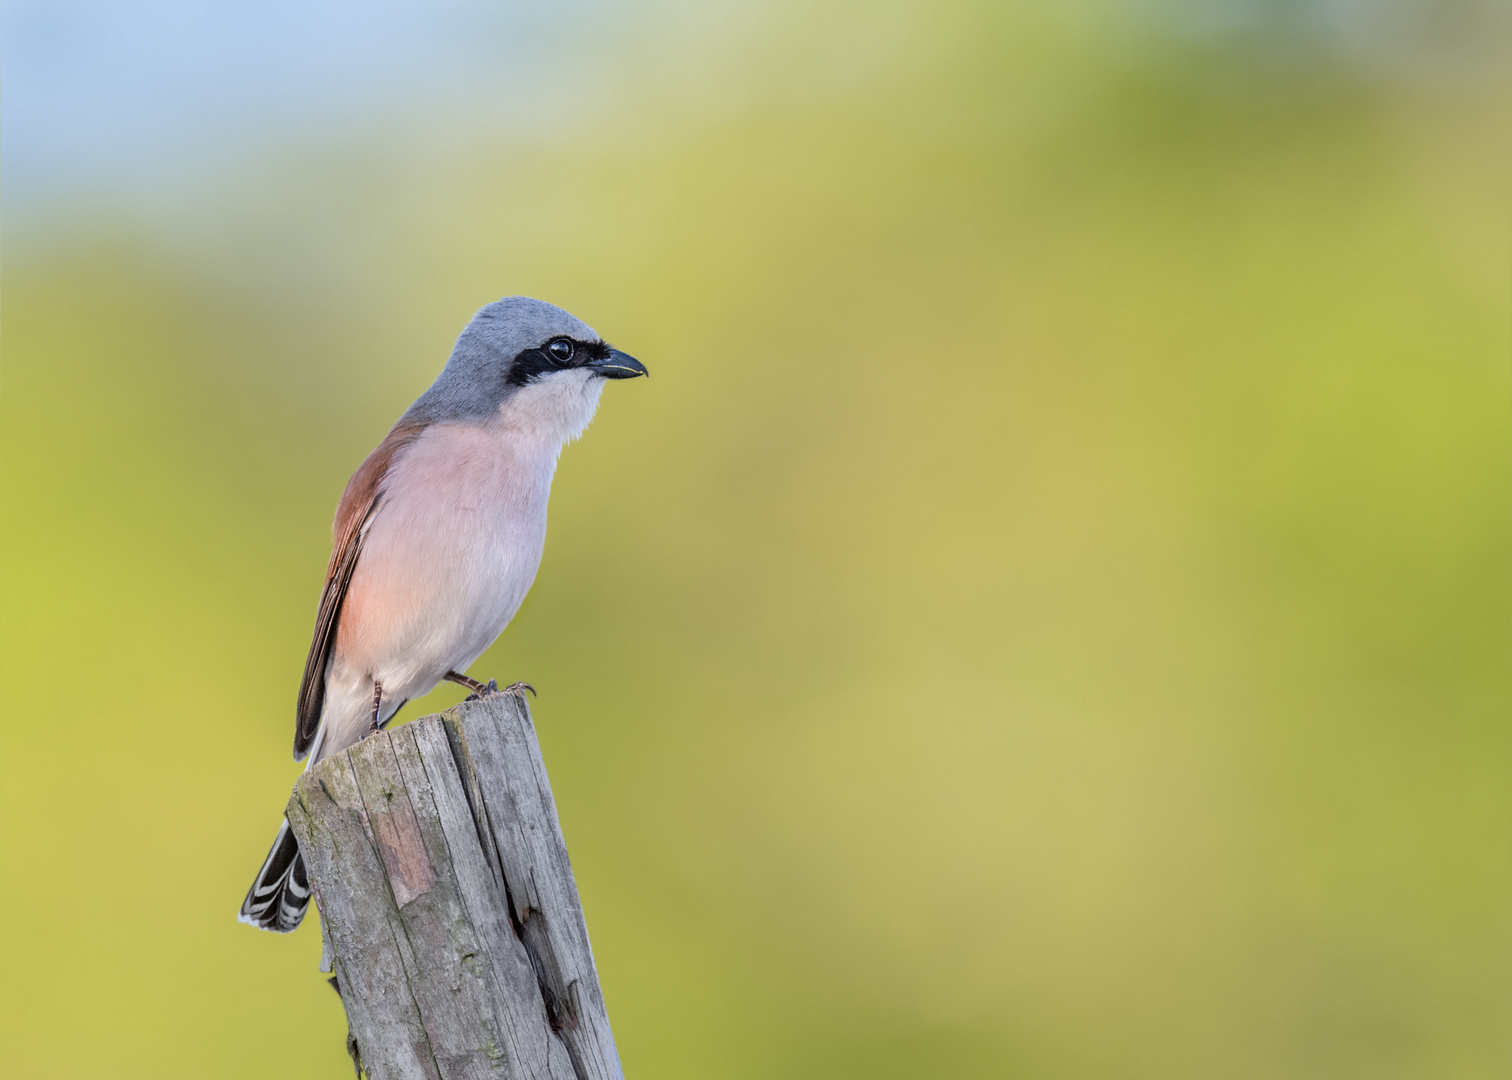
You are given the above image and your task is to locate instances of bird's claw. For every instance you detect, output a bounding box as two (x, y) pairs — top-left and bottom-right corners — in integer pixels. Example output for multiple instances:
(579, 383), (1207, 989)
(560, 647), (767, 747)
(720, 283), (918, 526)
(464, 679), (535, 701)
(463, 679), (500, 702)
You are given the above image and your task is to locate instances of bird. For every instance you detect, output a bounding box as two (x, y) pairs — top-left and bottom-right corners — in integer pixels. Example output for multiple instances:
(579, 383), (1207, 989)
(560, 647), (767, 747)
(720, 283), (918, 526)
(239, 296), (647, 932)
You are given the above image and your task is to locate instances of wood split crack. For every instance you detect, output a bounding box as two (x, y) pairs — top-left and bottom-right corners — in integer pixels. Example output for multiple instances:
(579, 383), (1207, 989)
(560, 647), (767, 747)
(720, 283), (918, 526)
(483, 765), (589, 1078)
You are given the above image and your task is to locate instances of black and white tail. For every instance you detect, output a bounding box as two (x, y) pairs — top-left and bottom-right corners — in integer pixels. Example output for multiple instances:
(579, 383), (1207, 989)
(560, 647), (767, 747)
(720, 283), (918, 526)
(238, 820), (311, 932)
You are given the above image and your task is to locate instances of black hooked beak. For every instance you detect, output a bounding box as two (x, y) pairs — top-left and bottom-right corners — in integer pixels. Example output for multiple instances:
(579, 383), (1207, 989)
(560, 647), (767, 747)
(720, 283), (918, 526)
(587, 348), (648, 380)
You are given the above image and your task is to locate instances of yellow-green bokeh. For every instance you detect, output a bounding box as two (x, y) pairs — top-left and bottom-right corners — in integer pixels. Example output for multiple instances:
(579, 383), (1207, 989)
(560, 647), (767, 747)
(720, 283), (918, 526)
(2, 4), (1508, 1078)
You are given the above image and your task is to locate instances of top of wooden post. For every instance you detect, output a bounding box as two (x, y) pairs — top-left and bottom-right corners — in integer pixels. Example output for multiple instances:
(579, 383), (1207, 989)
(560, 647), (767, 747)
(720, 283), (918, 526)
(286, 693), (622, 1080)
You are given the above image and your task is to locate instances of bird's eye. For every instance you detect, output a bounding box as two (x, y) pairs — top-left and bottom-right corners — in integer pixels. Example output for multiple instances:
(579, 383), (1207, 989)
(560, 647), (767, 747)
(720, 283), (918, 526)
(546, 339), (575, 365)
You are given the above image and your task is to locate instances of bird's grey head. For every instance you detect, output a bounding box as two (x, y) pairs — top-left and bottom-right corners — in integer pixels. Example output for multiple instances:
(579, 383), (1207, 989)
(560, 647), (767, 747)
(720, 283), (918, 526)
(403, 297), (647, 441)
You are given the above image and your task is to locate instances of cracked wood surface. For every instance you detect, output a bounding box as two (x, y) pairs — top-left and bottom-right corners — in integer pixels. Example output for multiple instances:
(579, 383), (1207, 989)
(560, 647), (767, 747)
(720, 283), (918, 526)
(284, 694), (623, 1080)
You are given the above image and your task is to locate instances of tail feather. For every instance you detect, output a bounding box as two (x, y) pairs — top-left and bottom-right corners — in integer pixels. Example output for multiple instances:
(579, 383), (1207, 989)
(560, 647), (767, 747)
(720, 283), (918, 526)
(239, 820), (311, 932)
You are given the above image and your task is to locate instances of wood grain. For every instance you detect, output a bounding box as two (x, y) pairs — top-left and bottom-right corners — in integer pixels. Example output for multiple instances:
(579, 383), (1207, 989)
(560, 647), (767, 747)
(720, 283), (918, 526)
(285, 695), (622, 1080)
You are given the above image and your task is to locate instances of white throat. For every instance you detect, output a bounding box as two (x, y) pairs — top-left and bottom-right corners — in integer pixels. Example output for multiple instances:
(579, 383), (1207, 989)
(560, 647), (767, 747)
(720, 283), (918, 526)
(497, 369), (606, 448)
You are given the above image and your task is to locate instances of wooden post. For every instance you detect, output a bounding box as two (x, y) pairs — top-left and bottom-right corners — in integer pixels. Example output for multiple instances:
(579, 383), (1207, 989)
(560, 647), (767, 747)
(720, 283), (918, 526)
(284, 693), (622, 1080)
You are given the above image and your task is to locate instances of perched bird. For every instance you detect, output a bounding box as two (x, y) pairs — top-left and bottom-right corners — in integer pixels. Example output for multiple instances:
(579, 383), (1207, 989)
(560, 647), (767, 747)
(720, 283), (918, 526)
(239, 297), (647, 932)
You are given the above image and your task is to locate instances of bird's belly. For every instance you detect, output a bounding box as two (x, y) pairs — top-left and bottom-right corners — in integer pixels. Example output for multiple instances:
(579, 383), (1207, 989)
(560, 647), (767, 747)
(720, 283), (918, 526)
(343, 511), (543, 694)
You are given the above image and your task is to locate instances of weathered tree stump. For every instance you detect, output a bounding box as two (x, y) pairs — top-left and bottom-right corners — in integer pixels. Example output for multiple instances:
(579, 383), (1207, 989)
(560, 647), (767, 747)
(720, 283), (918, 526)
(284, 693), (622, 1080)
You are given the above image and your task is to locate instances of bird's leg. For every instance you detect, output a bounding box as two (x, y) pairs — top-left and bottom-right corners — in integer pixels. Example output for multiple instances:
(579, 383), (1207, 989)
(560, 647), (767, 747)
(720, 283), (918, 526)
(445, 670), (495, 698)
(445, 671), (537, 700)
(368, 681), (383, 735)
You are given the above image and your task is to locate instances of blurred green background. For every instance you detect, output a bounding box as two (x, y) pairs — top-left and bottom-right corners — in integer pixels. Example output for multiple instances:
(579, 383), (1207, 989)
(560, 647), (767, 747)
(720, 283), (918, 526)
(2, 1), (1508, 1077)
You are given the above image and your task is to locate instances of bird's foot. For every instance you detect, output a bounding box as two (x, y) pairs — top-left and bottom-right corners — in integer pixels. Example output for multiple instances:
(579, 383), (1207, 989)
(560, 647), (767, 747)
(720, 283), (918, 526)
(462, 681), (535, 700)
(463, 679), (500, 702)
(447, 670), (536, 701)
